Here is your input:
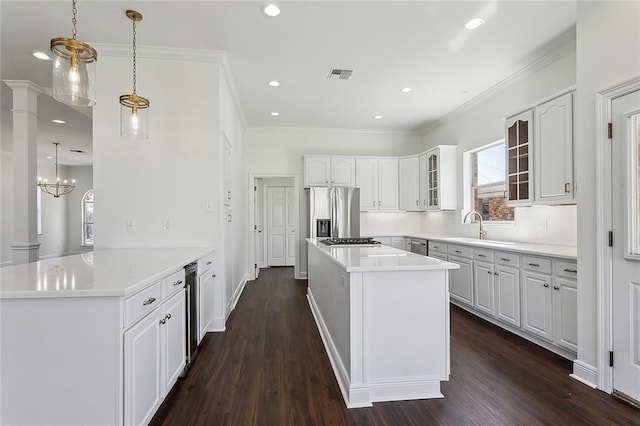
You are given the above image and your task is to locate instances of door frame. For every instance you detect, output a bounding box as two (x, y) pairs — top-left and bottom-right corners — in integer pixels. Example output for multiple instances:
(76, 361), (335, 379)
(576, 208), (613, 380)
(595, 76), (640, 393)
(247, 173), (300, 280)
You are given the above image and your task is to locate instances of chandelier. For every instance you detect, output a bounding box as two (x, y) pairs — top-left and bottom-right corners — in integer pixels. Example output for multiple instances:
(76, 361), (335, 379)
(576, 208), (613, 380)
(37, 143), (76, 198)
(119, 10), (149, 139)
(50, 0), (97, 107)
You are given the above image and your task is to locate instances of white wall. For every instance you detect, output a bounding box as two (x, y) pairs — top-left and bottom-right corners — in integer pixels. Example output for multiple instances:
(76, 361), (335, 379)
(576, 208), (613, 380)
(244, 128), (422, 277)
(65, 166), (93, 255)
(575, 1), (640, 380)
(419, 40), (577, 246)
(361, 212), (423, 237)
(93, 47), (221, 251)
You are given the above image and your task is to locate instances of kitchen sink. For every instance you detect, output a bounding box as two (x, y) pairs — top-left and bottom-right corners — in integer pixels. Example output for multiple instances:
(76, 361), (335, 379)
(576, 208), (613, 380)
(446, 237), (516, 247)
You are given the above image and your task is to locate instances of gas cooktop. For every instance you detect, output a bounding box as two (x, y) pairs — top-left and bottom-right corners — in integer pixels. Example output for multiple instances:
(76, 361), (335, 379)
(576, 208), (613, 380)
(321, 237), (381, 246)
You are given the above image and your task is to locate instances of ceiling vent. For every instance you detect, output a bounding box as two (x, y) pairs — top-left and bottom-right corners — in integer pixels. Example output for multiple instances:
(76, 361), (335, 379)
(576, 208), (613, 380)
(327, 68), (353, 80)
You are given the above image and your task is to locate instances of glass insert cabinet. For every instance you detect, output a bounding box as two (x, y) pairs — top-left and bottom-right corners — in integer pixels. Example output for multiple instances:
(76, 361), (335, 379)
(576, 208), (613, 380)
(505, 109), (533, 205)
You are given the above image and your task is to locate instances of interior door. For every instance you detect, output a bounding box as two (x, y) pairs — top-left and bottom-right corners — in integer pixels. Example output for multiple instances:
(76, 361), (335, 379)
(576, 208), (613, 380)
(611, 89), (640, 403)
(285, 187), (296, 266)
(267, 187), (286, 266)
(254, 179), (264, 278)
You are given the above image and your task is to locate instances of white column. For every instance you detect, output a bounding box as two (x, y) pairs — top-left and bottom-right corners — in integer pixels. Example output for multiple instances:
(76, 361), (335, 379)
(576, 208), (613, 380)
(4, 80), (43, 264)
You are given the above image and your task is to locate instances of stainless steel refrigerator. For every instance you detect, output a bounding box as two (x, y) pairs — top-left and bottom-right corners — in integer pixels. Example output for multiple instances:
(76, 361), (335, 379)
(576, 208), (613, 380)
(306, 187), (360, 239)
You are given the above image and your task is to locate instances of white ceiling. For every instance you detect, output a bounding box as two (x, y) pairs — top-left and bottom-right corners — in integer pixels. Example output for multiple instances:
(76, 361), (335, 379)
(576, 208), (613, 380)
(1, 0), (577, 166)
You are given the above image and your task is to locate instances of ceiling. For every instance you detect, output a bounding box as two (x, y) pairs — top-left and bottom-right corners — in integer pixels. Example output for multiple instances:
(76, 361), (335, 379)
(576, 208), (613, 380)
(1, 1), (577, 166)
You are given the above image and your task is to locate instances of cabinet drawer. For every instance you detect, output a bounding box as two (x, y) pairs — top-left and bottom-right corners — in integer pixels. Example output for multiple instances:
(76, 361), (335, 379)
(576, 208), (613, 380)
(162, 269), (186, 300)
(199, 252), (215, 274)
(555, 260), (577, 279)
(496, 252), (520, 267)
(474, 249), (494, 262)
(448, 244), (473, 259)
(124, 281), (162, 328)
(428, 240), (447, 254)
(522, 255), (551, 274)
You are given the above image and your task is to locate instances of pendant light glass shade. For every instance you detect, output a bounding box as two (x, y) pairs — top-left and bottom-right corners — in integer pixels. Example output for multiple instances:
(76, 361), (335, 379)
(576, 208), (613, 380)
(120, 10), (149, 139)
(50, 0), (97, 107)
(120, 94), (149, 138)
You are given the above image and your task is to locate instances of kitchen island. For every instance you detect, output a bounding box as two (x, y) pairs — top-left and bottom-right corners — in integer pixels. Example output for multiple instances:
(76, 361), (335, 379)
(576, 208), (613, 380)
(0, 247), (215, 426)
(306, 239), (459, 408)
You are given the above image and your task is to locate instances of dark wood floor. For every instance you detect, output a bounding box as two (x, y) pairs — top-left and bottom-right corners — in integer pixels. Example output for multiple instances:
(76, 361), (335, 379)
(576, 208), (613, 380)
(151, 267), (639, 425)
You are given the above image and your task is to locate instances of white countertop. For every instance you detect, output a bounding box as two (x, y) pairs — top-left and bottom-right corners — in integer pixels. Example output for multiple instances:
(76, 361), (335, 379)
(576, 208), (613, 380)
(307, 238), (459, 272)
(0, 247), (214, 299)
(367, 234), (577, 260)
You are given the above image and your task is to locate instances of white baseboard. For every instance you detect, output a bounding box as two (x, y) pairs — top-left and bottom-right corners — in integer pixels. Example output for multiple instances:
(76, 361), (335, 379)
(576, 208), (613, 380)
(571, 360), (598, 388)
(299, 271), (308, 279)
(225, 274), (249, 319)
(369, 378), (443, 403)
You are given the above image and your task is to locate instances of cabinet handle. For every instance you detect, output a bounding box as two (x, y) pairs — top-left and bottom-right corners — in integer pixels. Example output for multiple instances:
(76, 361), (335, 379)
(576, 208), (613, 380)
(563, 268), (577, 273)
(487, 270), (491, 274)
(142, 297), (156, 306)
(166, 313), (172, 320)
(416, 200), (419, 206)
(173, 280), (183, 287)
(529, 263), (540, 267)
(160, 318), (166, 325)
(325, 180), (328, 183)
(553, 286), (560, 290)
(500, 258), (510, 262)
(494, 272), (499, 276)
(565, 182), (570, 193)
(378, 201), (381, 207)
(543, 283), (549, 288)
(213, 274), (217, 278)
(455, 250), (462, 254)
(206, 261), (213, 265)
(478, 254), (486, 258)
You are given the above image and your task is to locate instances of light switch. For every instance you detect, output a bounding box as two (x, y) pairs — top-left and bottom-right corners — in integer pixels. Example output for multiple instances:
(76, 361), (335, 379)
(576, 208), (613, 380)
(163, 220), (170, 231)
(126, 219), (135, 232)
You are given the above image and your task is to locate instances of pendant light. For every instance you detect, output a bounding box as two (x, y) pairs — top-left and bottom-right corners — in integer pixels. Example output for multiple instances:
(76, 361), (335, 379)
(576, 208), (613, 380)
(37, 143), (76, 198)
(50, 0), (97, 107)
(119, 10), (149, 139)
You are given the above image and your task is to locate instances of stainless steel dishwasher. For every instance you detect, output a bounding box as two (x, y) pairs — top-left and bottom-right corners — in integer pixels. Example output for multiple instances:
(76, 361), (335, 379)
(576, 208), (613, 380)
(410, 239), (427, 256)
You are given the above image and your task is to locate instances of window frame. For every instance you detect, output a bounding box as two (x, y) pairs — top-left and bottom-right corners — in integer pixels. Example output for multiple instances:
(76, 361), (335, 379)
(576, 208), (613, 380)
(463, 139), (515, 225)
(82, 189), (94, 246)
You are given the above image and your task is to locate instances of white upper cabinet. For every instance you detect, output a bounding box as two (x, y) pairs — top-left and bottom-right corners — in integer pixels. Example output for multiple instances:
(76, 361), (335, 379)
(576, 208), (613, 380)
(426, 145), (457, 211)
(377, 158), (399, 210)
(304, 156), (331, 186)
(534, 92), (574, 204)
(331, 157), (356, 186)
(304, 156), (355, 187)
(356, 157), (398, 211)
(505, 109), (534, 206)
(419, 154), (428, 209)
(356, 158), (377, 210)
(398, 156), (421, 211)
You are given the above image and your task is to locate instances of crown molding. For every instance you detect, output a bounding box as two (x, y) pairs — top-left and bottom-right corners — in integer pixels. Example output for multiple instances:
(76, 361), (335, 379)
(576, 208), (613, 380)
(417, 26), (577, 136)
(219, 53), (248, 129)
(246, 125), (419, 137)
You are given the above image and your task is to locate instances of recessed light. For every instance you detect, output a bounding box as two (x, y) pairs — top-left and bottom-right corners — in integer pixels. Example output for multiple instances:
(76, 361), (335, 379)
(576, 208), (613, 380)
(465, 18), (485, 30)
(46, 156), (54, 159)
(262, 4), (280, 17)
(70, 149), (86, 153)
(32, 51), (50, 60)
(374, 115), (383, 120)
(401, 87), (412, 93)
(52, 119), (66, 124)
(270, 112), (280, 116)
(268, 80), (280, 87)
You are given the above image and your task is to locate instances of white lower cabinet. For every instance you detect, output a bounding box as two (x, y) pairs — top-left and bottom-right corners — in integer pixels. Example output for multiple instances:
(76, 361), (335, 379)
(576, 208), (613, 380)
(124, 308), (163, 426)
(391, 237), (405, 249)
(473, 261), (494, 316)
(521, 270), (553, 341)
(494, 265), (521, 327)
(124, 284), (186, 426)
(448, 254), (473, 307)
(552, 260), (578, 352)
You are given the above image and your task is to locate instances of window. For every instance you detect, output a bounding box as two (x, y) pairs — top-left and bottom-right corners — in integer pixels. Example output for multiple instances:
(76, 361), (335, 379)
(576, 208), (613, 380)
(470, 141), (514, 222)
(82, 190), (94, 246)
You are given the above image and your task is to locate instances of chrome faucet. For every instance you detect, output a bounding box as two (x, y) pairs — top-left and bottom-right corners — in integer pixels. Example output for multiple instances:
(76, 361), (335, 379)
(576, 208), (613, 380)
(463, 210), (485, 240)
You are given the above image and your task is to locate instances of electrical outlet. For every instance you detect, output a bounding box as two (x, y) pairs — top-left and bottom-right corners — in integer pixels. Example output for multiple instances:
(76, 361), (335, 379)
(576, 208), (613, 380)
(126, 219), (135, 232)
(537, 218), (548, 231)
(205, 200), (214, 213)
(162, 219), (170, 231)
